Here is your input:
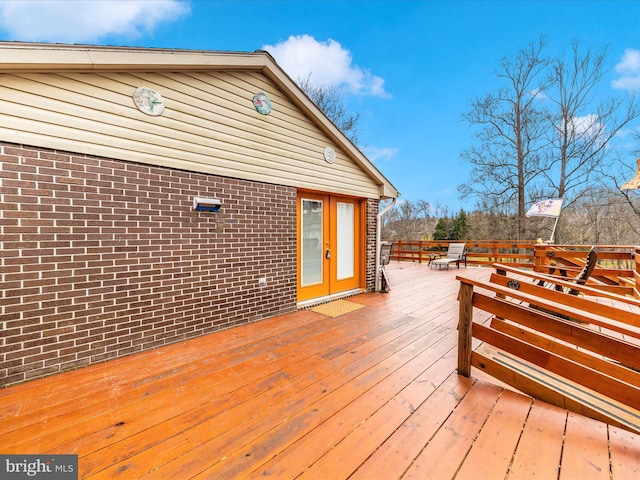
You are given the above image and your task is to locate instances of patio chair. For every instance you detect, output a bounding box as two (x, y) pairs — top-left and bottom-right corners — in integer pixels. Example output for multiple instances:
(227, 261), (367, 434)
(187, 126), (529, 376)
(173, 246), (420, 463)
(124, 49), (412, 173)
(530, 246), (598, 322)
(379, 242), (393, 292)
(431, 243), (466, 270)
(536, 245), (598, 295)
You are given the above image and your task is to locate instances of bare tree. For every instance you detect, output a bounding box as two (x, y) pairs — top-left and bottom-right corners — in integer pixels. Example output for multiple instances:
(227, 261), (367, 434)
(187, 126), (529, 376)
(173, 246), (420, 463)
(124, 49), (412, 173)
(460, 38), (551, 239)
(542, 42), (640, 210)
(383, 200), (424, 240)
(565, 187), (640, 244)
(381, 199), (439, 240)
(461, 38), (640, 243)
(601, 152), (640, 220)
(297, 75), (361, 146)
(467, 197), (520, 240)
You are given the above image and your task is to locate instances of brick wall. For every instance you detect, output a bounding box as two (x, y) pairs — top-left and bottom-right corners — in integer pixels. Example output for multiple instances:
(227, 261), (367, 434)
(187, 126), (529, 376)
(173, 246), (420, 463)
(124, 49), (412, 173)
(0, 143), (298, 386)
(366, 198), (380, 291)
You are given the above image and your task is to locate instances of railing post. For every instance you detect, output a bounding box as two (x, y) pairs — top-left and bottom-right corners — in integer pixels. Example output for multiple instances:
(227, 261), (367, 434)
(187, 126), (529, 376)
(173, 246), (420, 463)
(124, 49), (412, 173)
(534, 243), (552, 273)
(495, 266), (506, 300)
(457, 281), (474, 377)
(635, 246), (640, 299)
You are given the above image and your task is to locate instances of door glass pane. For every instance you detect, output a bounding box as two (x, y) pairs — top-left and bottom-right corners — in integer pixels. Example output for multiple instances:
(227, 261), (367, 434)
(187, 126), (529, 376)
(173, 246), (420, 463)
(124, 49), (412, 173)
(301, 199), (323, 286)
(337, 202), (354, 280)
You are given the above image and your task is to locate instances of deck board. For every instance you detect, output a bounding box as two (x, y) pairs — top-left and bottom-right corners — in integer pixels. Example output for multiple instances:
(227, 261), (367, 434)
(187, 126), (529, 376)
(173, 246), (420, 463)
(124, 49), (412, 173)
(454, 389), (533, 479)
(1, 262), (640, 479)
(507, 400), (567, 479)
(560, 412), (610, 480)
(610, 425), (640, 477)
(349, 372), (474, 480)
(402, 381), (505, 479)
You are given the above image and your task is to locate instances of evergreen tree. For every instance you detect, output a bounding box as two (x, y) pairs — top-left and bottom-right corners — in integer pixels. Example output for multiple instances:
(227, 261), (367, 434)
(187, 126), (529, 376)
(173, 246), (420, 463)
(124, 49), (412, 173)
(433, 217), (451, 240)
(452, 209), (469, 240)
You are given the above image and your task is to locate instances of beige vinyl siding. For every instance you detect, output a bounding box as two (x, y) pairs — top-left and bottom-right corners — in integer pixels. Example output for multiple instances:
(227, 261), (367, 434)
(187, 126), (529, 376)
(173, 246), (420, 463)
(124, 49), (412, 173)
(0, 70), (380, 198)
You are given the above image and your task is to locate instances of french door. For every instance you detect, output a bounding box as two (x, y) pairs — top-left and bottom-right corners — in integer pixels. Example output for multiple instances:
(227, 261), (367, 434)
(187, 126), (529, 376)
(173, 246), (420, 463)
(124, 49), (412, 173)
(297, 192), (363, 302)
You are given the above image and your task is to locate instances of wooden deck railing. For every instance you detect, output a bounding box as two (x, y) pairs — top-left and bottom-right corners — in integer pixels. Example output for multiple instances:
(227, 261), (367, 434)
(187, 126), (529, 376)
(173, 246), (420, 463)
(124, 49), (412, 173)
(389, 240), (536, 267)
(388, 240), (637, 295)
(456, 264), (640, 434)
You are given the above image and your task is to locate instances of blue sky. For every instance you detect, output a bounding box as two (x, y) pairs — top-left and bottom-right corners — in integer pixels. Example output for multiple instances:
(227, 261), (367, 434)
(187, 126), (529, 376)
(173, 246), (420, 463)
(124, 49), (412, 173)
(1, 0), (640, 211)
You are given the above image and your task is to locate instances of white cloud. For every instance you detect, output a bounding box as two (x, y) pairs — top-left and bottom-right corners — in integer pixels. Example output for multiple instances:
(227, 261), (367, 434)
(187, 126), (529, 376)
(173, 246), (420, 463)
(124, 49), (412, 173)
(364, 146), (398, 162)
(263, 34), (389, 98)
(570, 114), (602, 136)
(612, 48), (640, 90)
(564, 114), (609, 150)
(0, 0), (190, 43)
(529, 87), (548, 101)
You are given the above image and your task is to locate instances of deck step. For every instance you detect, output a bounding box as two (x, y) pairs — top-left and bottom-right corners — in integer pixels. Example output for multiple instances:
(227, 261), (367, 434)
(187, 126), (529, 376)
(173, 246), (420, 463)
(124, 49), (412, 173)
(473, 343), (640, 434)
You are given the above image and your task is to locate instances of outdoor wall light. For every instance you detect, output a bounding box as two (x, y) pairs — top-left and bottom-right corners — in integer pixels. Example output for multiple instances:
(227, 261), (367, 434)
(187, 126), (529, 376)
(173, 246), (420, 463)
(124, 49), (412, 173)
(193, 197), (222, 212)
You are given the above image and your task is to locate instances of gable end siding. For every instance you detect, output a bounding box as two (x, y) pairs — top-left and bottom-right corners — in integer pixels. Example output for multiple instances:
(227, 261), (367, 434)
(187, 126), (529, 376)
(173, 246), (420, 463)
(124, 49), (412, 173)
(0, 71), (381, 199)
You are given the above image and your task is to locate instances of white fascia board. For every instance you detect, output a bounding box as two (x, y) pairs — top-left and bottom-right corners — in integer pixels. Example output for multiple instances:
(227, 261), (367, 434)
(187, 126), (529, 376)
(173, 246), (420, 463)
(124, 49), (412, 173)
(0, 43), (267, 72)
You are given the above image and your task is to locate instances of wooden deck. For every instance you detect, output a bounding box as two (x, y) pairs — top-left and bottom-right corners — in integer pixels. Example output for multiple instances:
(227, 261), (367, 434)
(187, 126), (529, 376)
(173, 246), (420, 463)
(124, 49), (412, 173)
(1, 262), (639, 479)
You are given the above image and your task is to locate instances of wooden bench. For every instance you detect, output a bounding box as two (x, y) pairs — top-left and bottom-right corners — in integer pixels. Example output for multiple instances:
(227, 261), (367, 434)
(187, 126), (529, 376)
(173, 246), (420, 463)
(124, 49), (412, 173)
(456, 264), (640, 434)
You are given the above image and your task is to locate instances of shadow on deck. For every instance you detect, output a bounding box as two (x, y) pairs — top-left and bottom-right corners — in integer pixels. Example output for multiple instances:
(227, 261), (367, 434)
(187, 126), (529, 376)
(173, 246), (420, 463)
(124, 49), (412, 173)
(1, 262), (639, 478)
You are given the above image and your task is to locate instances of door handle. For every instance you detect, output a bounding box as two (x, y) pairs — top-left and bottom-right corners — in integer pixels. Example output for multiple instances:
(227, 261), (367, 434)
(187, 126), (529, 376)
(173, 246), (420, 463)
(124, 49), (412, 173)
(325, 249), (331, 259)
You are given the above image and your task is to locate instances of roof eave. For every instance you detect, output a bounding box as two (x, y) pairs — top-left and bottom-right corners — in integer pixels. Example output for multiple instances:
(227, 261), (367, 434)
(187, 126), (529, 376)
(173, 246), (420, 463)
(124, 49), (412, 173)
(0, 42), (269, 72)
